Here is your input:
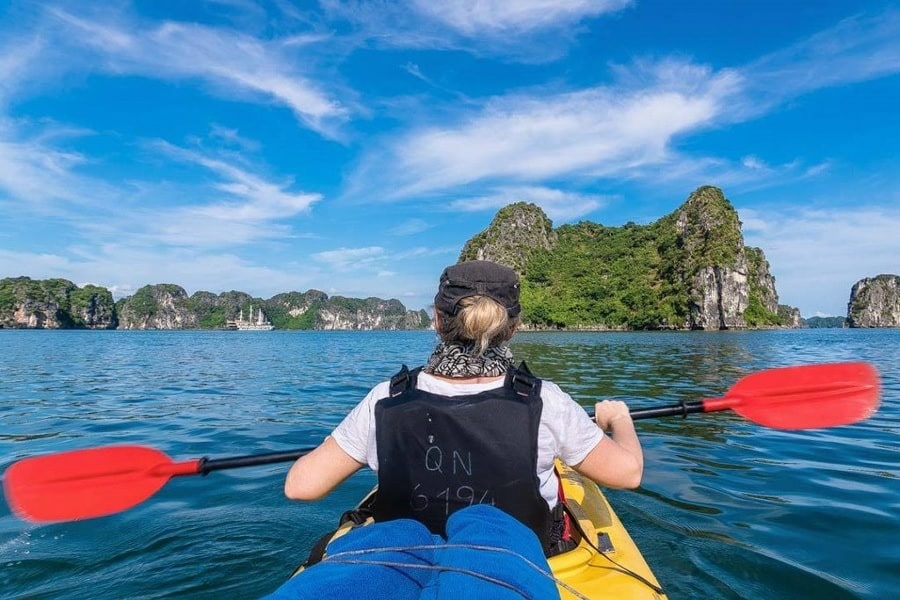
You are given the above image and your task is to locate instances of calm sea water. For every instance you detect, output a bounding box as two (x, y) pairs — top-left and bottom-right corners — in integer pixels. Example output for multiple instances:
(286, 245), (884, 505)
(1, 329), (897, 599)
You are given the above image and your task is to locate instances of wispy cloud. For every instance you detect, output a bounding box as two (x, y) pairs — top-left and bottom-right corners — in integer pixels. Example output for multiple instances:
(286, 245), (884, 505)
(348, 8), (900, 203)
(97, 140), (324, 248)
(312, 246), (385, 270)
(350, 60), (737, 200)
(741, 9), (900, 112)
(319, 0), (632, 62)
(206, 124), (262, 152)
(0, 122), (321, 250)
(449, 186), (608, 223)
(412, 0), (632, 36)
(45, 6), (351, 139)
(0, 119), (120, 215)
(740, 203), (900, 316)
(0, 34), (45, 107)
(153, 141), (320, 218)
(389, 218), (432, 236)
(0, 243), (319, 301)
(631, 153), (833, 194)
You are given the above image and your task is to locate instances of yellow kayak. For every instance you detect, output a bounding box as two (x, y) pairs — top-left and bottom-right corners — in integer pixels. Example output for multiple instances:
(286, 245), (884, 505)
(294, 461), (667, 599)
(550, 462), (666, 599)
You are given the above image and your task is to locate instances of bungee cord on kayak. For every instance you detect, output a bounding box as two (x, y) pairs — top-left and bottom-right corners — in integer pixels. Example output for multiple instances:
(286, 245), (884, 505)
(317, 543), (592, 600)
(568, 511), (666, 596)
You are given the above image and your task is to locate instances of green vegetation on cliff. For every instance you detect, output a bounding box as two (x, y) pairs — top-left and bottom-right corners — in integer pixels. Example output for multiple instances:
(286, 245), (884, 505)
(0, 277), (116, 329)
(521, 220), (686, 329)
(744, 247), (781, 327)
(675, 185), (743, 268)
(266, 291), (326, 329)
(459, 202), (557, 273)
(1, 278), (427, 331)
(466, 186), (787, 330)
(805, 316), (846, 328)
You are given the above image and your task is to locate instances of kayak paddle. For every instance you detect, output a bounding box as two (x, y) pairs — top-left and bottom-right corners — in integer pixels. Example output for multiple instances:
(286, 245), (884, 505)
(2, 361), (880, 523)
(2, 447), (313, 523)
(625, 361), (880, 430)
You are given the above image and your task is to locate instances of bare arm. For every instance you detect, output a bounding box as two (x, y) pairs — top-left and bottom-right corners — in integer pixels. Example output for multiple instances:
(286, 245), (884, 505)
(284, 436), (365, 500)
(573, 400), (644, 489)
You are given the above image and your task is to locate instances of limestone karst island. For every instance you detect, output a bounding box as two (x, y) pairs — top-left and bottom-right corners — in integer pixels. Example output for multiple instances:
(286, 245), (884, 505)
(2, 187), (898, 331)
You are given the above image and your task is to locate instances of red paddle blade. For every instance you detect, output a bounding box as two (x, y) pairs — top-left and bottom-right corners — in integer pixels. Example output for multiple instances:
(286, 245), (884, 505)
(706, 362), (881, 430)
(3, 445), (198, 523)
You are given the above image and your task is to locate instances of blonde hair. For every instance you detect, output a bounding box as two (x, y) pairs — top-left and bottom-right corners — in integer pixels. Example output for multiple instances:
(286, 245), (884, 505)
(436, 296), (518, 355)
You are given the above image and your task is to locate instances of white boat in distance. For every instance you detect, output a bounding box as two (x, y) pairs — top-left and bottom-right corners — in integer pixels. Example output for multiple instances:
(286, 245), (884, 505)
(226, 306), (274, 330)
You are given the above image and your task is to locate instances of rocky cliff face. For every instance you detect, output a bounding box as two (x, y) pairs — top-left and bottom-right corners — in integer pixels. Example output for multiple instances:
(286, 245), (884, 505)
(459, 202), (557, 274)
(318, 297), (430, 330)
(3, 278), (429, 330)
(0, 277), (116, 329)
(778, 305), (803, 328)
(270, 290), (329, 320)
(684, 262), (749, 329)
(117, 284), (199, 330)
(847, 274), (900, 327)
(674, 187), (780, 330)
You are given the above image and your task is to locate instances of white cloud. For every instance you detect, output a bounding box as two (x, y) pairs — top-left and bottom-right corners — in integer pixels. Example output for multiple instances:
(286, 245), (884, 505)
(0, 34), (45, 107)
(449, 186), (608, 223)
(0, 120), (321, 251)
(412, 0), (632, 36)
(319, 0), (632, 62)
(740, 204), (900, 317)
(743, 9), (900, 107)
(207, 124), (262, 152)
(0, 244), (317, 301)
(741, 156), (767, 170)
(348, 10), (900, 201)
(46, 7), (350, 138)
(351, 60), (736, 200)
(389, 218), (432, 236)
(0, 119), (122, 215)
(639, 154), (831, 194)
(312, 246), (385, 270)
(152, 141), (321, 220)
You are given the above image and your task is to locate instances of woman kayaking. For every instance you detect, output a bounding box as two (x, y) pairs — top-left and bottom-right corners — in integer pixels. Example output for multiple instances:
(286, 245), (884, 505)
(269, 260), (644, 598)
(283, 259), (643, 529)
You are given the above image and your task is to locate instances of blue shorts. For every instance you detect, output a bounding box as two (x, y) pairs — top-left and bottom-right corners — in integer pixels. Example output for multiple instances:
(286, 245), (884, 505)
(263, 504), (560, 599)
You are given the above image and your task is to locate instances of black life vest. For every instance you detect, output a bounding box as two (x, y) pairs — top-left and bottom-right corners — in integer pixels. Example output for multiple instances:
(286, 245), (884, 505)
(372, 362), (552, 548)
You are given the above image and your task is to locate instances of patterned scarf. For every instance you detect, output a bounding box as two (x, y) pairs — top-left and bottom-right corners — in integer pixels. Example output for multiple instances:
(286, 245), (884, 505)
(423, 342), (516, 378)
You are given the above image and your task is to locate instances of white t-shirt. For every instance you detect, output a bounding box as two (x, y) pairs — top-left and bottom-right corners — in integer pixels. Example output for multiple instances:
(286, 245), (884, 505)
(331, 371), (603, 508)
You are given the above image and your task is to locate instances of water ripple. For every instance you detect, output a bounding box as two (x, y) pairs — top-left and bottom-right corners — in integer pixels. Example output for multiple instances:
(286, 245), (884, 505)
(1, 328), (898, 599)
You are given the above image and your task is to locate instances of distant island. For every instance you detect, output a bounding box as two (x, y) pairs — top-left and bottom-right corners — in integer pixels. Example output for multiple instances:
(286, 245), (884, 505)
(3, 186), (898, 330)
(0, 279), (431, 330)
(846, 274), (900, 328)
(804, 316), (847, 328)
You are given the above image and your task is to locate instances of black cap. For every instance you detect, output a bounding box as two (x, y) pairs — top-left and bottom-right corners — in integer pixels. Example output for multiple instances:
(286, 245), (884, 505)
(434, 260), (521, 317)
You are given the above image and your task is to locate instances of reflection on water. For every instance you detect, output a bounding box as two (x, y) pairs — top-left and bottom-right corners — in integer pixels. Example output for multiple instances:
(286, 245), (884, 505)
(0, 328), (897, 599)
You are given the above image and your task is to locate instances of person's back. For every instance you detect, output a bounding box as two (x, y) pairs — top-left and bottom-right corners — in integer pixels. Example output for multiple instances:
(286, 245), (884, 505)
(372, 361), (552, 545)
(282, 260), (644, 552)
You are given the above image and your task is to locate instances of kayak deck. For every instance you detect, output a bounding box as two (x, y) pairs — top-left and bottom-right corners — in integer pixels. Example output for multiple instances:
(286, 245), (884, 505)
(551, 462), (666, 599)
(294, 462), (667, 599)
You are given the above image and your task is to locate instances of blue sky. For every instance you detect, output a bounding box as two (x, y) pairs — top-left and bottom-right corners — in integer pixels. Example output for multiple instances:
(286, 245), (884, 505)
(1, 0), (898, 318)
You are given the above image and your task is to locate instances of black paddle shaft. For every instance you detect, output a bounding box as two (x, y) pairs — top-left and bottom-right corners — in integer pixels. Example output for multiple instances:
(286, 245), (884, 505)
(198, 449), (315, 475)
(588, 400), (706, 422)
